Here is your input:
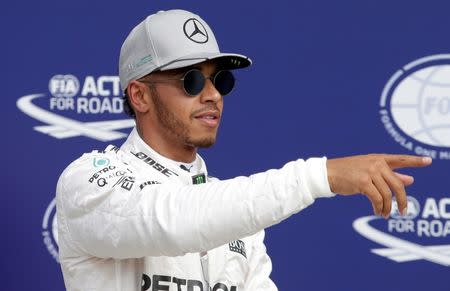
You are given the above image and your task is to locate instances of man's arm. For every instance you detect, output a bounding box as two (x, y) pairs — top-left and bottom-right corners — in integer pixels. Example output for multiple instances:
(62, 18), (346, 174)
(57, 151), (431, 260)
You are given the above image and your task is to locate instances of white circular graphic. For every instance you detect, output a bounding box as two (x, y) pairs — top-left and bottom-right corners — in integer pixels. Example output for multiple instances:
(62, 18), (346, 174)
(390, 195), (421, 219)
(381, 54), (450, 148)
(48, 74), (80, 98)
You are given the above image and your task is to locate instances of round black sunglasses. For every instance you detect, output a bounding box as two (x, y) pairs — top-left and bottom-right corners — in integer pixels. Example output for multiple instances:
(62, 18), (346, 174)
(139, 69), (235, 96)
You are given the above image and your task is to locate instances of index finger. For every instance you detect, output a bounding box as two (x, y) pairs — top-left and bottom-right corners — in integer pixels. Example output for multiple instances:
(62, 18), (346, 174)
(383, 154), (432, 169)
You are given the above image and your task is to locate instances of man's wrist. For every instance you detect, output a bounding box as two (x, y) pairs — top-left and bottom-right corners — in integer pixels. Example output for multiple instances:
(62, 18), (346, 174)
(305, 157), (336, 198)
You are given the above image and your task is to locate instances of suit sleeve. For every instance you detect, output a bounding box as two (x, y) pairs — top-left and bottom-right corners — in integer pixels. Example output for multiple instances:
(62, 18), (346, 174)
(244, 231), (278, 291)
(56, 151), (334, 259)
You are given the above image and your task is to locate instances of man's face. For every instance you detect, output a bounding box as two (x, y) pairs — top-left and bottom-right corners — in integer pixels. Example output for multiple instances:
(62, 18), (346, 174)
(144, 61), (223, 148)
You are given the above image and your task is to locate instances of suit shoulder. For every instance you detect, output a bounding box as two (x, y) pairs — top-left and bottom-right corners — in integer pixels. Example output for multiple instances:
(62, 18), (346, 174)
(207, 175), (220, 182)
(57, 145), (125, 187)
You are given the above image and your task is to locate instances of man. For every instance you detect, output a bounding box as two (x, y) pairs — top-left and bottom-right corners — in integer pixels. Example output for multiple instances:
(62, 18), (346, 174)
(56, 9), (432, 291)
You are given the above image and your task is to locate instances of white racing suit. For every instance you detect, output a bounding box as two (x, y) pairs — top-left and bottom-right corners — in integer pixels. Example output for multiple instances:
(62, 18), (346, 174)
(56, 128), (335, 291)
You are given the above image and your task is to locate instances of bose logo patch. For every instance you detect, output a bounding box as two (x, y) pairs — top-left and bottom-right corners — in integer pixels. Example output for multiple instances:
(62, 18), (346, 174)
(229, 240), (246, 258)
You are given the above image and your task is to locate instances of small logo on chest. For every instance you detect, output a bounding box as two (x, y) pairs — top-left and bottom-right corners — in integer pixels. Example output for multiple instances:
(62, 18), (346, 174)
(192, 174), (206, 184)
(229, 240), (246, 258)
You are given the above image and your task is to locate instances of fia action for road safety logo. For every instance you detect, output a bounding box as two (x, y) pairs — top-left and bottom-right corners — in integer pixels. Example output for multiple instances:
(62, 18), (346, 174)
(353, 195), (450, 266)
(17, 74), (134, 142)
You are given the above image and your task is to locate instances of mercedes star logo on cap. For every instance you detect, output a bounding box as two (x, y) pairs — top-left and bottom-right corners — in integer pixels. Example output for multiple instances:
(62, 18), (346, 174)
(183, 18), (209, 43)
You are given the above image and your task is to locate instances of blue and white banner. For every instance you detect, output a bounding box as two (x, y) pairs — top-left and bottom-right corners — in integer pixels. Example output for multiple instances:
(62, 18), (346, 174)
(3, 1), (448, 290)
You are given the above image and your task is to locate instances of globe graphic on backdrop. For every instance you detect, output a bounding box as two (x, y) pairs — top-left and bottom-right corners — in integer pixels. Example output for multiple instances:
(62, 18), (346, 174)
(42, 198), (59, 262)
(52, 210), (59, 246)
(390, 64), (450, 147)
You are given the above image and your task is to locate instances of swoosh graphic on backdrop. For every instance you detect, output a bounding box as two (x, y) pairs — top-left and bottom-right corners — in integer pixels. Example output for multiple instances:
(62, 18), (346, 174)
(17, 94), (134, 141)
(353, 216), (450, 266)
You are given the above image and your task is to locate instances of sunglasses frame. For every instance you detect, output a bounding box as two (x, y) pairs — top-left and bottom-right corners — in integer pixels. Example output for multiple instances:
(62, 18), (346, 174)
(138, 68), (235, 97)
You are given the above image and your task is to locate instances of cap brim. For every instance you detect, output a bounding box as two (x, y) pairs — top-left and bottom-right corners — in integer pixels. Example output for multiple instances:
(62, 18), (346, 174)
(159, 52), (252, 71)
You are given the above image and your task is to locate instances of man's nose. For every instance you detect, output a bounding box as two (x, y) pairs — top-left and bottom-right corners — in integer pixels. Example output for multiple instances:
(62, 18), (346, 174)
(199, 78), (221, 103)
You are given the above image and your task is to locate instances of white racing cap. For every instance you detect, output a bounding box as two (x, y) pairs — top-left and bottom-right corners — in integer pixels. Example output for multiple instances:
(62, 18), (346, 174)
(119, 9), (252, 91)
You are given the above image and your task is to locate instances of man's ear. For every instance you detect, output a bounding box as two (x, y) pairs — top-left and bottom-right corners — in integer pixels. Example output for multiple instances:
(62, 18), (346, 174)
(127, 80), (151, 114)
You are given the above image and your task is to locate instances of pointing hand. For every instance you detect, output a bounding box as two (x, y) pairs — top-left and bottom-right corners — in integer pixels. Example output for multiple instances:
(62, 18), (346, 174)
(326, 154), (432, 218)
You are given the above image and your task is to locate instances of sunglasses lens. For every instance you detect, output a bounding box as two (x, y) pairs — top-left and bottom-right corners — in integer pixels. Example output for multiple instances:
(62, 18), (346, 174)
(214, 70), (235, 96)
(183, 69), (205, 96)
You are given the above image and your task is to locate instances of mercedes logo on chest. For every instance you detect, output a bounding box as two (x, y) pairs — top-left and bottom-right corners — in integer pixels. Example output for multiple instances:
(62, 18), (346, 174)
(183, 18), (209, 43)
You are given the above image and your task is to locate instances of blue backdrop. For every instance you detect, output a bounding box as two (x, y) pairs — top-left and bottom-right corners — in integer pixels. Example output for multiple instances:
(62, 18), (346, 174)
(3, 0), (449, 290)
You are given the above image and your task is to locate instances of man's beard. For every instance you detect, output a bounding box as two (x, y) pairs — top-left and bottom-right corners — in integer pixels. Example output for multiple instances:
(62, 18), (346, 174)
(150, 87), (217, 148)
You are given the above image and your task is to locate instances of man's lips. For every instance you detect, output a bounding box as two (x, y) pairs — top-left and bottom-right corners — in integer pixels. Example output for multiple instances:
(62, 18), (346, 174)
(194, 111), (220, 127)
